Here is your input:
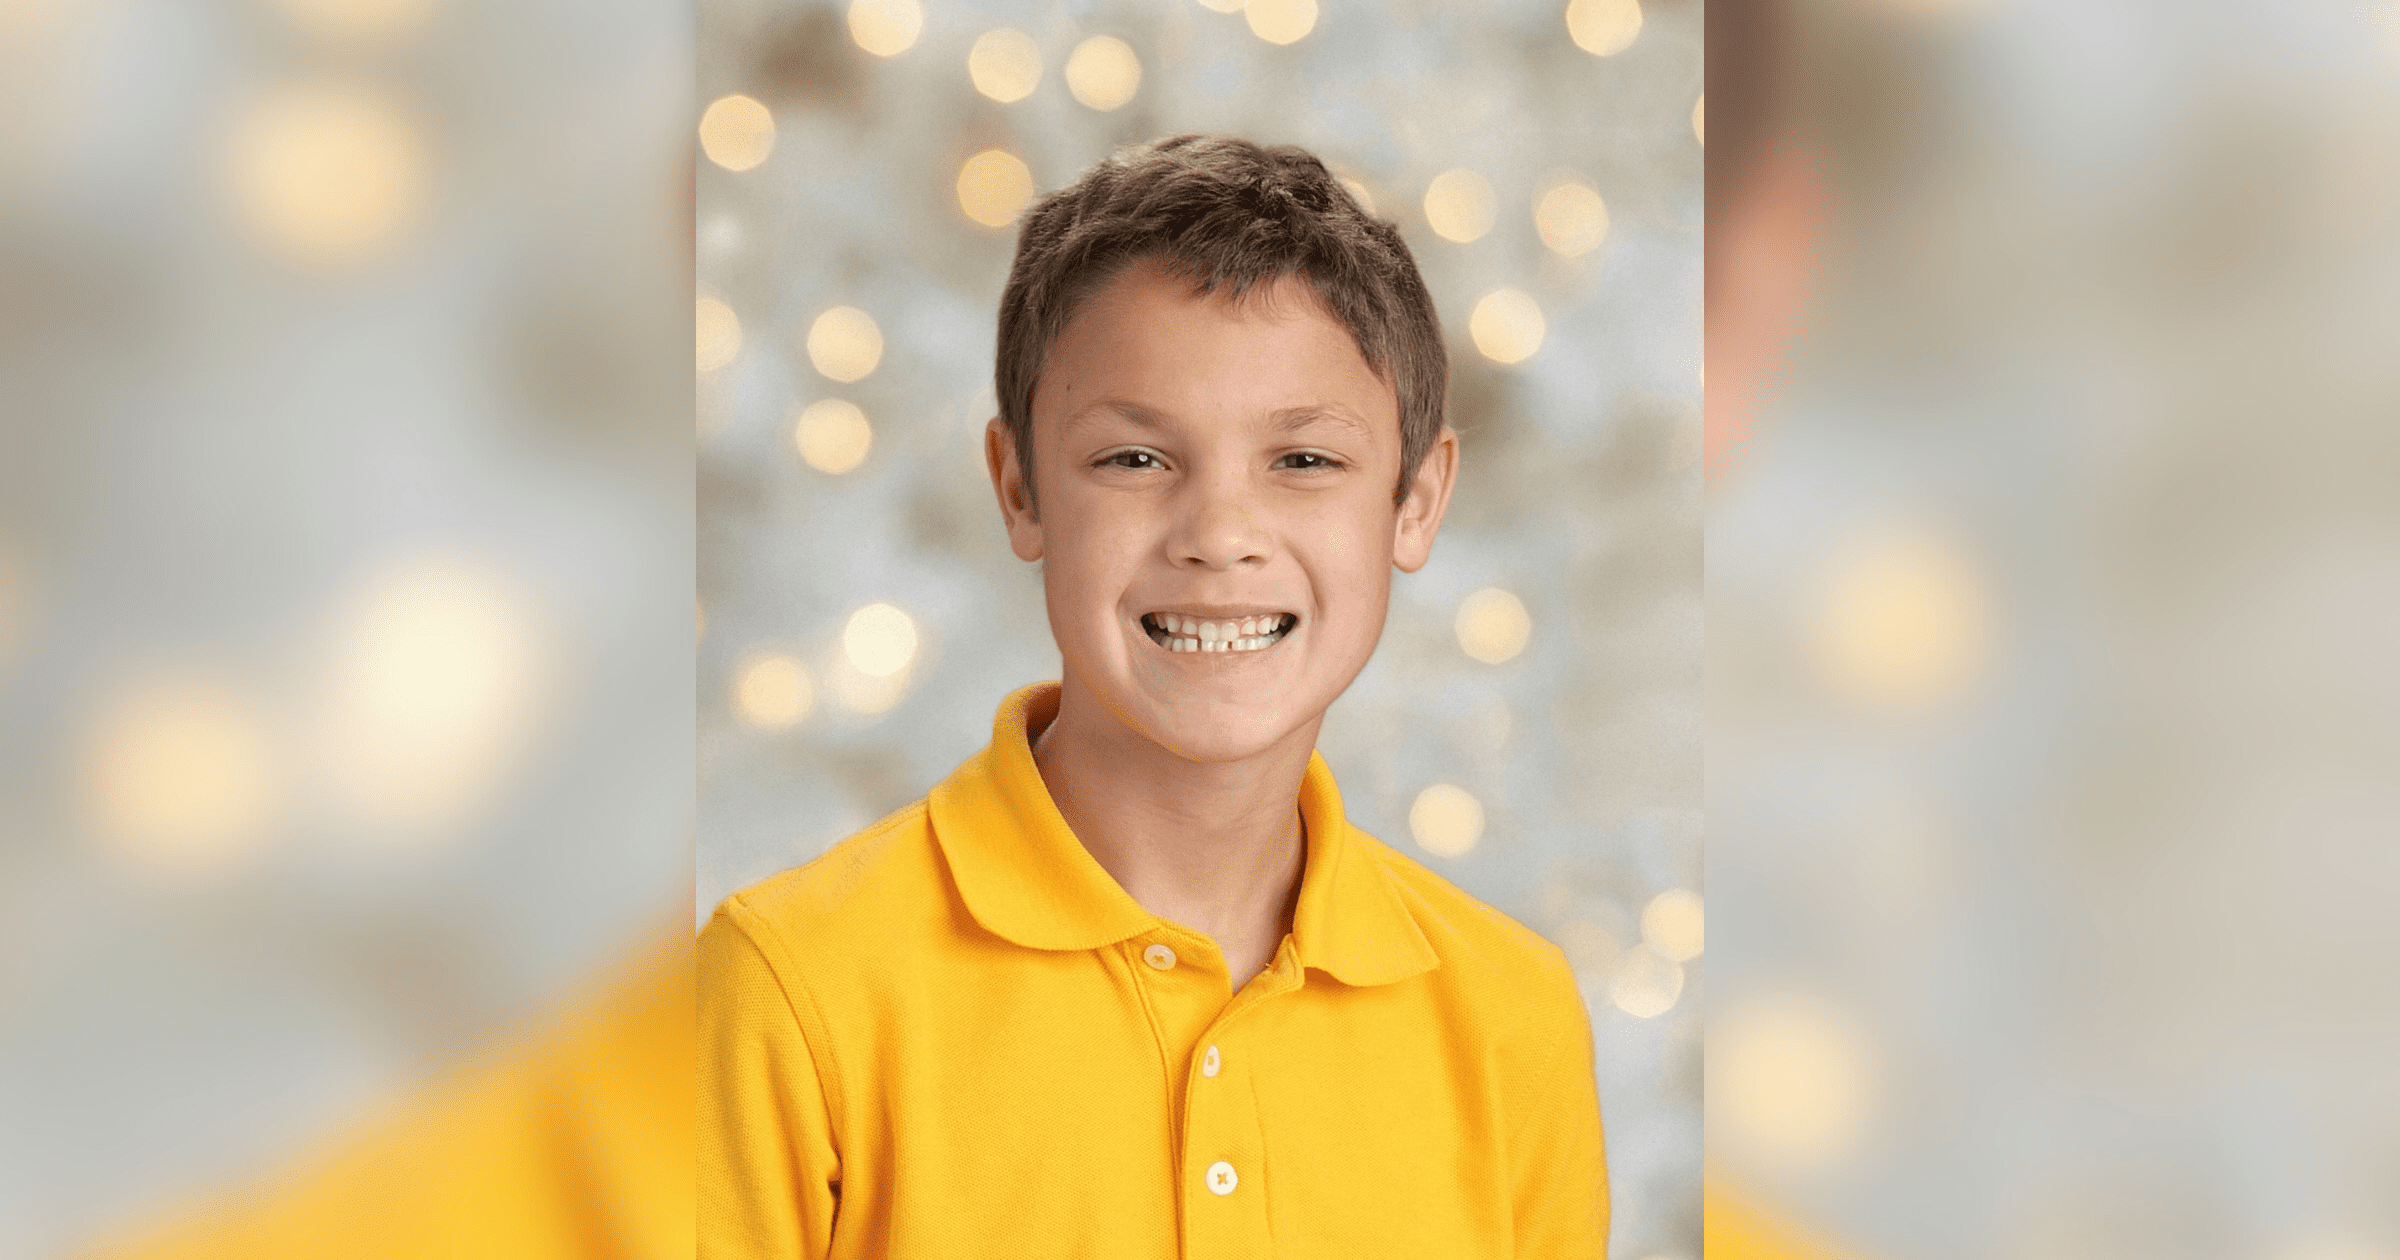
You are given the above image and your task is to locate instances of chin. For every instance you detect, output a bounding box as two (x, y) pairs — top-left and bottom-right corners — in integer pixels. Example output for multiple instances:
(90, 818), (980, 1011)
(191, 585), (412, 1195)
(1141, 705), (1299, 765)
(1119, 665), (1347, 765)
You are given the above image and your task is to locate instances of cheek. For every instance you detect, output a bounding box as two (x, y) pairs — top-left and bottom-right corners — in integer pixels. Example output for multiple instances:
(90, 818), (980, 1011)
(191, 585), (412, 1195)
(1039, 499), (1148, 625)
(1292, 498), (1397, 624)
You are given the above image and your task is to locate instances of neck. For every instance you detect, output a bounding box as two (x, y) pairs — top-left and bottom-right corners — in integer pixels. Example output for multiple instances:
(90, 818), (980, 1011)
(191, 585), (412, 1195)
(1030, 673), (1313, 958)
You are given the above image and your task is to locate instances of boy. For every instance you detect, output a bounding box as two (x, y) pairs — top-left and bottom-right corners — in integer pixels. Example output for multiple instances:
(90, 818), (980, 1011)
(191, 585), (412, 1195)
(699, 136), (1607, 1257)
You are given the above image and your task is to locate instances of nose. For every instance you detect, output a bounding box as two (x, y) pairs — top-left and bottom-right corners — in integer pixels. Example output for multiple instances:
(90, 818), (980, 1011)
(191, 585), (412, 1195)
(1167, 472), (1273, 571)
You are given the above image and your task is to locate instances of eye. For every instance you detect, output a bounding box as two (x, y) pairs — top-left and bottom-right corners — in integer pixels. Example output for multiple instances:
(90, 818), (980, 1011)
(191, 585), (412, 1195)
(1274, 450), (1346, 471)
(1098, 449), (1165, 471)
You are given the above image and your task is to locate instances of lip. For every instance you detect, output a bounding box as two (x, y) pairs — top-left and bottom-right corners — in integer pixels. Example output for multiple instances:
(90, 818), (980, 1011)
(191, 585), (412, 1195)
(1137, 605), (1297, 621)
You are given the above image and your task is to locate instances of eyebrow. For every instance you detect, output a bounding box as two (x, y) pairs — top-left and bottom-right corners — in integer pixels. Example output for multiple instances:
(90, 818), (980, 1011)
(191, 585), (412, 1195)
(1059, 399), (1167, 435)
(1268, 405), (1374, 441)
(1058, 399), (1376, 441)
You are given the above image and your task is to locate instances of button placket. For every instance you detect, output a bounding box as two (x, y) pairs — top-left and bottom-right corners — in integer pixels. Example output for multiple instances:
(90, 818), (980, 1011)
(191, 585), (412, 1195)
(1140, 930), (1270, 1250)
(1183, 1121), (1270, 1248)
(1181, 1010), (1276, 1252)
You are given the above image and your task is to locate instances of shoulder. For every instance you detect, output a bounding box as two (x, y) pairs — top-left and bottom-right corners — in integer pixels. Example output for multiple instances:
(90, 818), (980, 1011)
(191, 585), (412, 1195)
(700, 799), (947, 987)
(1348, 826), (1599, 1130)
(1348, 824), (1583, 1016)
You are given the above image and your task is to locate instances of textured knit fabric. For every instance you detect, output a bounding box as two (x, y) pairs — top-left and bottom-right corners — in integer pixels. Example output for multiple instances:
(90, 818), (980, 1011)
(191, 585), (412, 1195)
(698, 682), (1607, 1258)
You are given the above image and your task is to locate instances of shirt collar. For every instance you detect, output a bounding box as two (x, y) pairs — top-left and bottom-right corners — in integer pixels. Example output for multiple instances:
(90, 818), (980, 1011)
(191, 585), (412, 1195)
(927, 682), (1440, 988)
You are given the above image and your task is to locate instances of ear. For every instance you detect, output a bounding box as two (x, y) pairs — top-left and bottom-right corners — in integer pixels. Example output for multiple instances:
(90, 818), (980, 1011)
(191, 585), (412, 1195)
(984, 416), (1045, 562)
(1392, 425), (1459, 574)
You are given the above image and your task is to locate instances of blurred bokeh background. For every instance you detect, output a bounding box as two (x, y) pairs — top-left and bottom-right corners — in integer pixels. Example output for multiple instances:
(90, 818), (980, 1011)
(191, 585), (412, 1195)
(0, 0), (690, 1256)
(695, 0), (1703, 1252)
(1708, 1), (2400, 1258)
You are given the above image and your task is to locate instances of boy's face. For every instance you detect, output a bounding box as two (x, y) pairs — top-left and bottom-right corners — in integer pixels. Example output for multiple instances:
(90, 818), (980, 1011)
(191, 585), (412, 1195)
(986, 259), (1457, 766)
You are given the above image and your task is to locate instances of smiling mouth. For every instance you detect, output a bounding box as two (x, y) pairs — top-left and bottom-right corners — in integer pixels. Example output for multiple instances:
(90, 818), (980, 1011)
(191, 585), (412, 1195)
(1141, 612), (1299, 654)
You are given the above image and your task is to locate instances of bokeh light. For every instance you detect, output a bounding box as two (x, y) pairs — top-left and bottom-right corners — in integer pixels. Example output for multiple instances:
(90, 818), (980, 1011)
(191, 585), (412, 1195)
(957, 148), (1035, 227)
(1195, 0), (1244, 12)
(265, 0), (443, 45)
(1243, 0), (1317, 46)
(224, 78), (426, 268)
(843, 602), (918, 678)
(696, 296), (740, 372)
(77, 671), (282, 875)
(1422, 167), (1497, 243)
(1064, 35), (1142, 112)
(1710, 990), (1874, 1171)
(698, 93), (774, 172)
(1640, 888), (1704, 962)
(1469, 288), (1546, 364)
(1609, 943), (1683, 1018)
(1535, 181), (1610, 257)
(1805, 526), (1991, 712)
(313, 554), (551, 838)
(968, 29), (1043, 104)
(847, 0), (922, 58)
(804, 306), (884, 383)
(734, 653), (814, 730)
(794, 400), (874, 474)
(1455, 587), (1531, 663)
(1408, 782), (1484, 858)
(1691, 92), (1704, 145)
(1565, 0), (1643, 57)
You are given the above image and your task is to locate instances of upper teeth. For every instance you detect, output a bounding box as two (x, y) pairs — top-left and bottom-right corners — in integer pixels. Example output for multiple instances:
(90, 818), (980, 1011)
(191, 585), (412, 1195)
(1148, 614), (1292, 654)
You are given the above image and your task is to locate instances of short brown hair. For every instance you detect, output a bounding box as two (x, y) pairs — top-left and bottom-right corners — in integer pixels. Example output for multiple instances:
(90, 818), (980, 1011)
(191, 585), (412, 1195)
(995, 135), (1447, 505)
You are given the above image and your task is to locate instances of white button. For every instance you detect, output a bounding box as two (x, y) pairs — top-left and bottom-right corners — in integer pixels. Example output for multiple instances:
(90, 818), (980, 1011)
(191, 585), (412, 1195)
(1143, 943), (1177, 970)
(1205, 1160), (1239, 1196)
(1201, 1045), (1221, 1077)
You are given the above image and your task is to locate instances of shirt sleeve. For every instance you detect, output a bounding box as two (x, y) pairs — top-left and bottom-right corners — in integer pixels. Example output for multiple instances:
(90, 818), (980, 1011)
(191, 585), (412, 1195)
(698, 905), (841, 1260)
(1508, 985), (1610, 1258)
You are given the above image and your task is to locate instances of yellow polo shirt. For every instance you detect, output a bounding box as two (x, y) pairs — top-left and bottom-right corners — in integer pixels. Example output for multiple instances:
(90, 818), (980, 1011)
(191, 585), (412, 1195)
(698, 682), (1607, 1257)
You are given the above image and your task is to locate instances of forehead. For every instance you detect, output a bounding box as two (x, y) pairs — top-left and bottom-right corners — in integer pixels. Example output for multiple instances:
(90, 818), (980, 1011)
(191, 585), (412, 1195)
(1032, 260), (1398, 441)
